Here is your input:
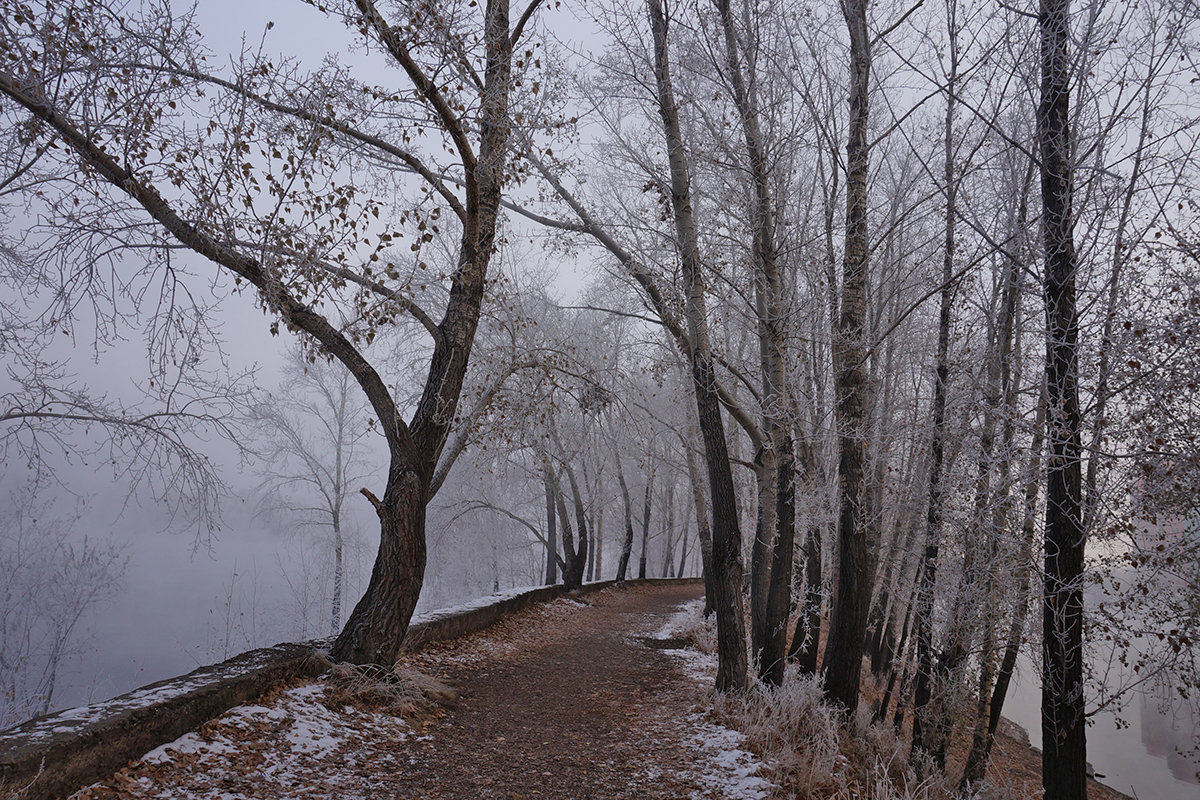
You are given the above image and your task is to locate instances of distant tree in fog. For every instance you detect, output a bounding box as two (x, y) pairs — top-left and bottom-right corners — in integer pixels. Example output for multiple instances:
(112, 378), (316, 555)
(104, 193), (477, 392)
(254, 347), (377, 635)
(0, 490), (124, 726)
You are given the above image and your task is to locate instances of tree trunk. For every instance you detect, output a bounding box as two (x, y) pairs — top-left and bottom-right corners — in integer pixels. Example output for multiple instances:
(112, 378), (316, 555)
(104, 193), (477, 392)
(639, 471), (653, 580)
(877, 583), (917, 725)
(678, 495), (691, 578)
(750, 457), (777, 664)
(686, 430), (718, 616)
(649, 0), (748, 693)
(961, 169), (1031, 790)
(714, 0), (795, 687)
(587, 510), (596, 583)
(761, 437), (795, 685)
(965, 386), (1044, 784)
(330, 467), (427, 665)
(911, 7), (959, 755)
(1039, 0), (1087, 794)
(544, 467), (559, 585)
(822, 0), (873, 714)
(332, 510), (344, 636)
(13, 0), (517, 673)
(554, 483), (586, 591)
(560, 460), (591, 591)
(789, 523), (823, 673)
(594, 507), (603, 584)
(616, 458), (635, 581)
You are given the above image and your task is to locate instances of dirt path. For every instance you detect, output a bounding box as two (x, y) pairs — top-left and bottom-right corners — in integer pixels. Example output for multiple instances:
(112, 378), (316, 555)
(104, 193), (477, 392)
(394, 582), (719, 799)
(76, 582), (765, 800)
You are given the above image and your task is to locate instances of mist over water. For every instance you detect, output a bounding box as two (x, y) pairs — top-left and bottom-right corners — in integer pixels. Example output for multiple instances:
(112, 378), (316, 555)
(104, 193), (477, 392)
(1006, 638), (1200, 797)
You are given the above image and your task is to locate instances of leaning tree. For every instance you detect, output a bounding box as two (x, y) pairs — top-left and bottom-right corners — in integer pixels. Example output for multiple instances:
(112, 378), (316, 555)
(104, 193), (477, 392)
(0, 0), (550, 667)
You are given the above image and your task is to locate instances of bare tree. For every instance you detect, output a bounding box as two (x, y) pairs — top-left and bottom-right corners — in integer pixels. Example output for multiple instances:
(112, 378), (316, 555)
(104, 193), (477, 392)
(254, 346), (377, 635)
(0, 489), (124, 726)
(0, 0), (536, 667)
(1038, 0), (1086, 793)
(821, 0), (875, 714)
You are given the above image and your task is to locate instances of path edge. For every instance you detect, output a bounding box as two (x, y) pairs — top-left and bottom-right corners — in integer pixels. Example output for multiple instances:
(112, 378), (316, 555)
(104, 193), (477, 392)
(0, 577), (700, 800)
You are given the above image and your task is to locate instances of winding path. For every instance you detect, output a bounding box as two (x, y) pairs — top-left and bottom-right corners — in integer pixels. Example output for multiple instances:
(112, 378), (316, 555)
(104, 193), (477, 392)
(76, 582), (767, 800)
(394, 582), (715, 799)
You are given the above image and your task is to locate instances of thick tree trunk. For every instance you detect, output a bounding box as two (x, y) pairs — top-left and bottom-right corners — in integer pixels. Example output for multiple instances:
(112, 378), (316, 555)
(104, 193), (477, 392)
(330, 0), (514, 667)
(330, 467), (427, 665)
(761, 438), (795, 685)
(561, 460), (591, 591)
(750, 457), (777, 665)
(714, 0), (795, 687)
(1039, 0), (1086, 795)
(822, 0), (873, 714)
(649, 0), (748, 693)
(555, 485), (587, 591)
(13, 0), (517, 673)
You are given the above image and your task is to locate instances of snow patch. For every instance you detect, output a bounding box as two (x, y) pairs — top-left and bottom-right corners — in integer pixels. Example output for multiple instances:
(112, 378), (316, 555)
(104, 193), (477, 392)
(688, 714), (773, 800)
(71, 680), (410, 799)
(652, 599), (775, 800)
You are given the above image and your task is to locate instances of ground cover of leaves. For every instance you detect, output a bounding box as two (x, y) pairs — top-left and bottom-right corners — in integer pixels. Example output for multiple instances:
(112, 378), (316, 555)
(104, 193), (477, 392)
(72, 582), (769, 800)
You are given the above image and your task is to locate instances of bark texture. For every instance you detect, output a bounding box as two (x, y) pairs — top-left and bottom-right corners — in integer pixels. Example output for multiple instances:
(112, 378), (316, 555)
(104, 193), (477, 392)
(648, 0), (748, 693)
(1038, 0), (1087, 794)
(822, 0), (873, 713)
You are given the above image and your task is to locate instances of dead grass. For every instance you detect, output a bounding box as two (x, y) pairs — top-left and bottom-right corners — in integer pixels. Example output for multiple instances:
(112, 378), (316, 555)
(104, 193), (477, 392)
(318, 657), (458, 720)
(712, 667), (970, 800)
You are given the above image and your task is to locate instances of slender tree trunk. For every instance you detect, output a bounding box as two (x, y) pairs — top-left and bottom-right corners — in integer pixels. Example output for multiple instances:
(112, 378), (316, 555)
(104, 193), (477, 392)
(544, 467), (559, 585)
(661, 482), (676, 578)
(649, 0), (747, 692)
(960, 177), (1031, 789)
(686, 429), (718, 615)
(1039, 0), (1086, 794)
(967, 386), (1045, 781)
(594, 507), (603, 584)
(877, 582), (917, 724)
(822, 0), (873, 713)
(676, 492), (692, 578)
(587, 511), (596, 583)
(332, 510), (344, 636)
(616, 458), (635, 581)
(789, 523), (823, 673)
(931, 280), (1009, 768)
(639, 472), (653, 580)
(911, 5), (959, 755)
(869, 522), (915, 678)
